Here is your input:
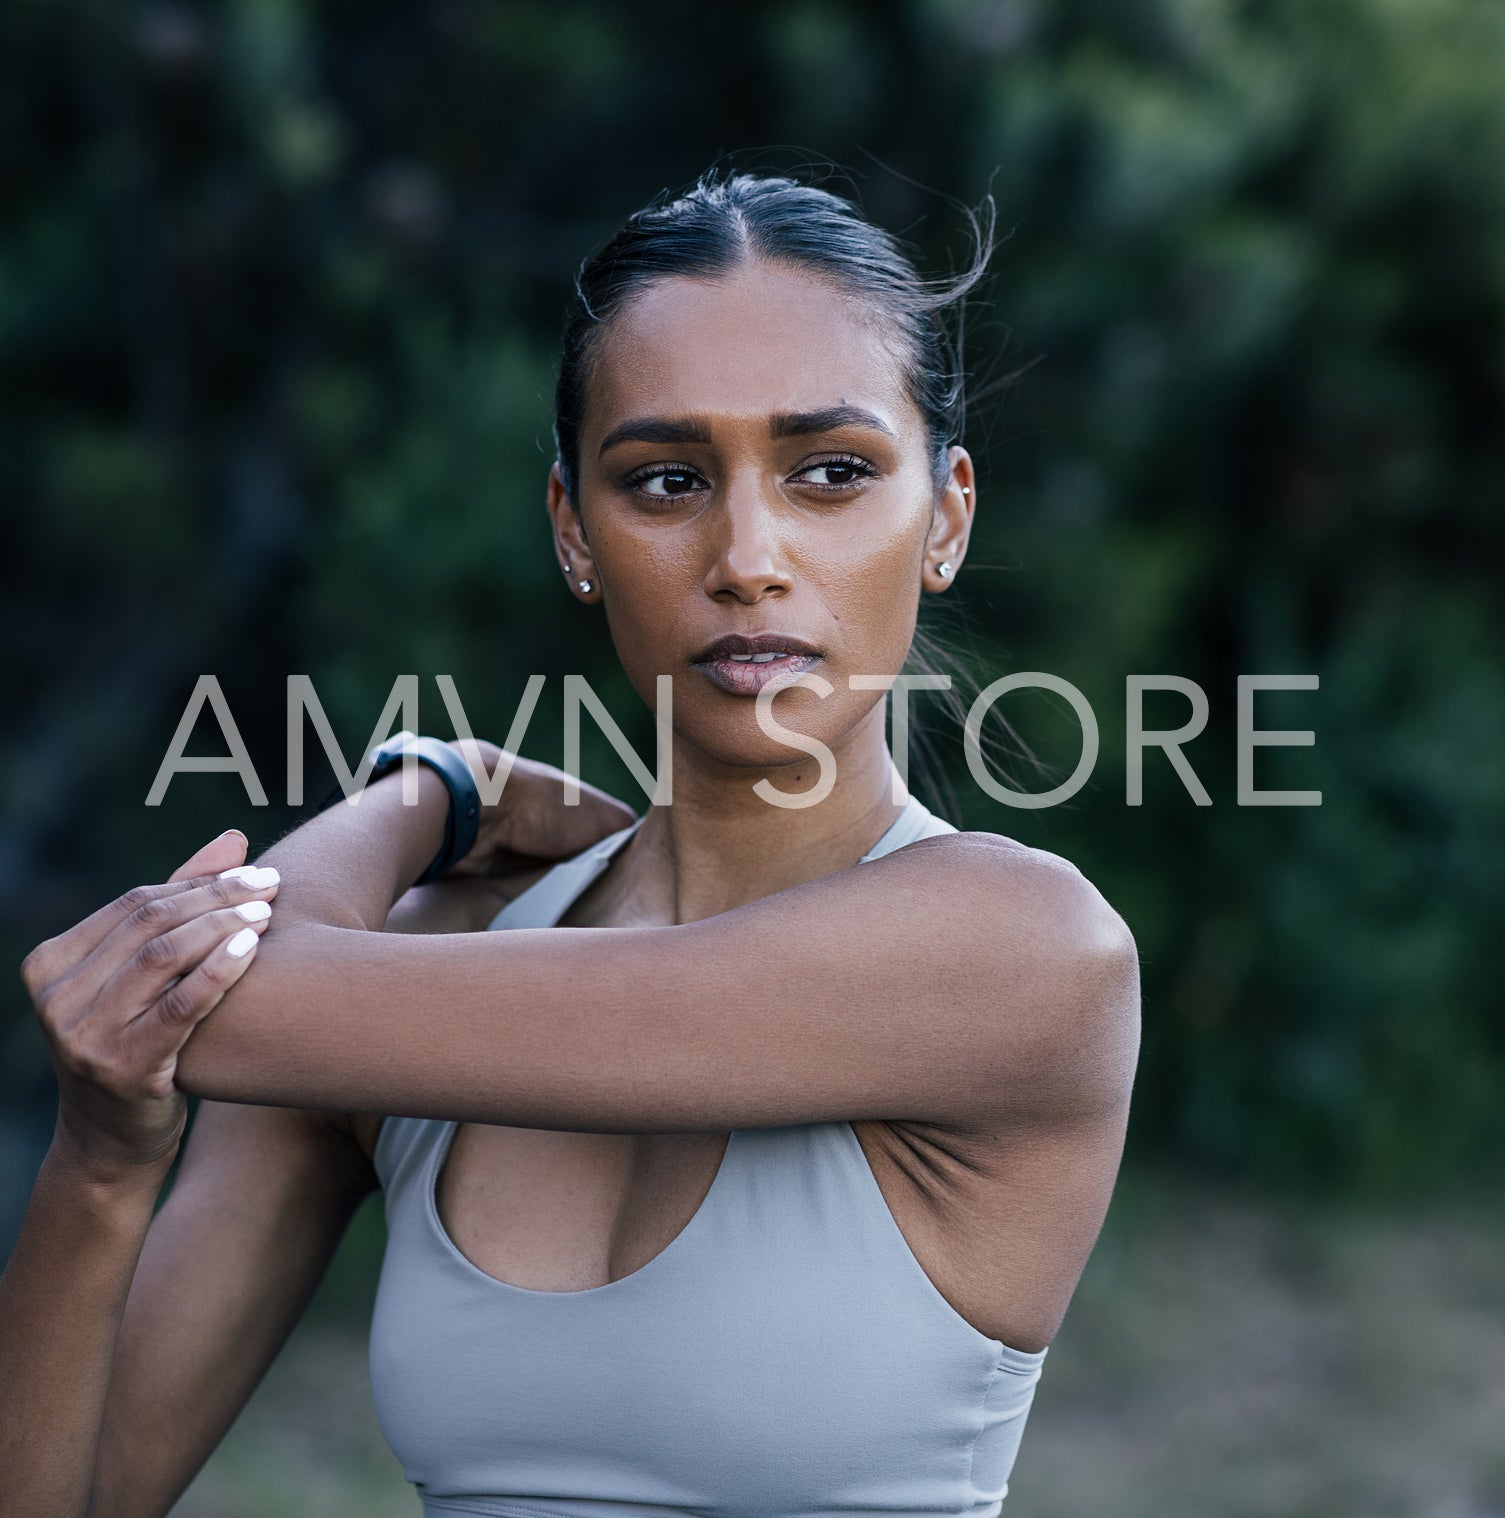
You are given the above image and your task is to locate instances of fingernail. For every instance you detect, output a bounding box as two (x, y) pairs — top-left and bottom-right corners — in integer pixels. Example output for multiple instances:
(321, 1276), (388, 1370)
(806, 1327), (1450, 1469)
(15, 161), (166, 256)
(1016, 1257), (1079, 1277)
(225, 927), (259, 957)
(234, 900), (272, 922)
(219, 865), (280, 888)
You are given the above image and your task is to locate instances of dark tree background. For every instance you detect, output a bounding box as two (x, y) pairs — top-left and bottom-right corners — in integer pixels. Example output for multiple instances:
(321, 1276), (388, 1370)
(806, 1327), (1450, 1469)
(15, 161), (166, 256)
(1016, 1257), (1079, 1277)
(4, 0), (1502, 1230)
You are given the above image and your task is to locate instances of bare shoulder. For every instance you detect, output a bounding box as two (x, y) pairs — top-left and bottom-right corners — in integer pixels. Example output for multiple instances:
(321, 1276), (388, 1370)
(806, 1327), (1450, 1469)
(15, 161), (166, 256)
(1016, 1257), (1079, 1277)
(864, 827), (1141, 1131)
(877, 826), (1136, 961)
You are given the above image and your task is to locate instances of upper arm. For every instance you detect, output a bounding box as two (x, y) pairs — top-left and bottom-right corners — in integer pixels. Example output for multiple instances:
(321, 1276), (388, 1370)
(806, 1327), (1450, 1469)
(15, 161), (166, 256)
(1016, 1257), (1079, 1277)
(981, 840), (1141, 1131)
(176, 831), (1141, 1137)
(89, 1100), (375, 1518)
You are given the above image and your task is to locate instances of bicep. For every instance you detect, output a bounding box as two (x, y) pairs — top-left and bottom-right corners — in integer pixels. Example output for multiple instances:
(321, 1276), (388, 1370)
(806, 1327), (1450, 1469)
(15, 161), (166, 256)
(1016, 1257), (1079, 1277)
(90, 1100), (375, 1518)
(178, 833), (1142, 1136)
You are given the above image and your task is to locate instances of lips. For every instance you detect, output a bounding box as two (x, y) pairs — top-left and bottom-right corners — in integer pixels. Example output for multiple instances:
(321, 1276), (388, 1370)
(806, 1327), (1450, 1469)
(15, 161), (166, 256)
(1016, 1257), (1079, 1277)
(690, 632), (825, 698)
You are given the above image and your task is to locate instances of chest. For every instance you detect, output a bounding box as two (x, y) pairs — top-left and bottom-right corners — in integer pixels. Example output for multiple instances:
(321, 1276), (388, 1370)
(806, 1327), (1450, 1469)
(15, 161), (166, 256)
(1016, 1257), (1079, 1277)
(367, 1116), (1052, 1516)
(352, 1111), (1044, 1351)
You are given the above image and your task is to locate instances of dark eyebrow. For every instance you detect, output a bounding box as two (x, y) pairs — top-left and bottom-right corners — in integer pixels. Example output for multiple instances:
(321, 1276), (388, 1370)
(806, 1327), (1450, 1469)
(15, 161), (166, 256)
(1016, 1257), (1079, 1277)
(598, 416), (713, 457)
(769, 406), (895, 440)
(597, 405), (895, 458)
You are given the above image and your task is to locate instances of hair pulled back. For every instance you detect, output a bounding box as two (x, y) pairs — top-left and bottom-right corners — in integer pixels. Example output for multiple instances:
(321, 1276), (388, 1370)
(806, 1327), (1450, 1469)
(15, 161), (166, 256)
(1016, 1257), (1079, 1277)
(550, 167), (1039, 818)
(552, 168), (996, 503)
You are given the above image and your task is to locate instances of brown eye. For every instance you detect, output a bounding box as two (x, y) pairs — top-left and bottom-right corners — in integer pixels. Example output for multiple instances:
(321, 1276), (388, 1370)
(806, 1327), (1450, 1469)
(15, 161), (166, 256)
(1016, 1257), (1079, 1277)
(631, 466), (705, 499)
(794, 455), (877, 490)
(804, 463), (859, 486)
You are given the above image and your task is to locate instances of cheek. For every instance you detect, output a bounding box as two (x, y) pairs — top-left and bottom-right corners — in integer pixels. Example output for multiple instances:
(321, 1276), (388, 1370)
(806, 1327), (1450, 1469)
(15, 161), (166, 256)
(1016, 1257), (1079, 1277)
(813, 508), (929, 643)
(586, 524), (691, 678)
(586, 516), (678, 604)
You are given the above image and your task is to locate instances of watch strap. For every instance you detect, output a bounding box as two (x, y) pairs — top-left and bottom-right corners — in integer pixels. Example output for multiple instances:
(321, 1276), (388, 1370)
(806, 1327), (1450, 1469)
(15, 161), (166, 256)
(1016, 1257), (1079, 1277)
(315, 730), (482, 885)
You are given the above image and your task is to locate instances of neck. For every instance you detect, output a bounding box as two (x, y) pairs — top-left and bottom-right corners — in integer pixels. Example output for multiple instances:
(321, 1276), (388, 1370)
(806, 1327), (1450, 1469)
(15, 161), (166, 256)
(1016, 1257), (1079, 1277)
(598, 702), (911, 926)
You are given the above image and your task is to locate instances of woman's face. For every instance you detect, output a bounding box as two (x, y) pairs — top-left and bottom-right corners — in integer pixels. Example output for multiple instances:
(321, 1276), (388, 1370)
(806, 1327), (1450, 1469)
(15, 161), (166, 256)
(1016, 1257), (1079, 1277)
(548, 260), (974, 775)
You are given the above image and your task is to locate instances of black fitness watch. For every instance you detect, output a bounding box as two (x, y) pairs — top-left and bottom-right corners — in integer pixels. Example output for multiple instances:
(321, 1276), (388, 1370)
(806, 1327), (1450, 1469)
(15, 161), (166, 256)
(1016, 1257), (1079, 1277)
(315, 730), (482, 885)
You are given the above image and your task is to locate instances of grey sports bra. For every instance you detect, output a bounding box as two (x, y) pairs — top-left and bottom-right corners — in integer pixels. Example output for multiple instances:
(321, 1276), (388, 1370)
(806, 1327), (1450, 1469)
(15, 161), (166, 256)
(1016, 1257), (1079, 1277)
(368, 794), (1048, 1517)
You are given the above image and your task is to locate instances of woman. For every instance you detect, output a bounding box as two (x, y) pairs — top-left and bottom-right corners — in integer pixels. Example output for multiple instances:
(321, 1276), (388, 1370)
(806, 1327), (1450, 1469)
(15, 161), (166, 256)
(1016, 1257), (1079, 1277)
(4, 170), (1140, 1517)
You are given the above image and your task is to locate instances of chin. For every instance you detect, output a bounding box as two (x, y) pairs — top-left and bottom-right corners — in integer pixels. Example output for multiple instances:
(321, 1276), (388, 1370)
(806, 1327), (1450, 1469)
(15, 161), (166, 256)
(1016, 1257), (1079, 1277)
(674, 706), (848, 780)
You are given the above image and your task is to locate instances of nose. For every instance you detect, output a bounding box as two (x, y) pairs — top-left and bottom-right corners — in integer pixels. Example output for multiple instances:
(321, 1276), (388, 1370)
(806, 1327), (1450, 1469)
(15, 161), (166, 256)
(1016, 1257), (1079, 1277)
(701, 475), (794, 605)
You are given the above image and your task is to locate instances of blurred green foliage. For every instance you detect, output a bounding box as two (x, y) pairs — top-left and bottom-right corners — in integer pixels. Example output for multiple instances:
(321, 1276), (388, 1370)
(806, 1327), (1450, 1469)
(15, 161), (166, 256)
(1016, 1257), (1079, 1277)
(3, 0), (1501, 1213)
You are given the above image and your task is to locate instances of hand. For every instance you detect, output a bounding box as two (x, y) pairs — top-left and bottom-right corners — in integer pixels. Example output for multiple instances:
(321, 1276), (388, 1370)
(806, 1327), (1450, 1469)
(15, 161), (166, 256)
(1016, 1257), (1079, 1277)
(440, 740), (638, 881)
(19, 829), (281, 1182)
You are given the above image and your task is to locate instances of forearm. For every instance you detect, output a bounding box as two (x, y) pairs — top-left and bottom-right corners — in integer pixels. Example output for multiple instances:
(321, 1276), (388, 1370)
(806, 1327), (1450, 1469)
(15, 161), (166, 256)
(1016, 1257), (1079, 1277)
(252, 760), (451, 932)
(176, 834), (1136, 1137)
(0, 1126), (170, 1518)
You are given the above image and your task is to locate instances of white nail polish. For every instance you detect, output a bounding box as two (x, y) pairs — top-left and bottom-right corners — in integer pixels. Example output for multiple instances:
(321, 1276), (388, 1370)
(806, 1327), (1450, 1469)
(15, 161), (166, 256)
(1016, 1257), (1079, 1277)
(225, 927), (259, 957)
(220, 865), (280, 888)
(218, 866), (255, 882)
(234, 900), (272, 922)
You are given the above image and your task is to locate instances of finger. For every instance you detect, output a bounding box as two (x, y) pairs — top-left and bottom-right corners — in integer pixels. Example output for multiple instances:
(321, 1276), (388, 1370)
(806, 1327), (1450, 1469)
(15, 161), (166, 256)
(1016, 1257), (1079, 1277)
(168, 828), (249, 885)
(28, 877), (210, 985)
(27, 833), (253, 982)
(136, 918), (267, 1063)
(70, 873), (279, 1013)
(105, 902), (275, 1030)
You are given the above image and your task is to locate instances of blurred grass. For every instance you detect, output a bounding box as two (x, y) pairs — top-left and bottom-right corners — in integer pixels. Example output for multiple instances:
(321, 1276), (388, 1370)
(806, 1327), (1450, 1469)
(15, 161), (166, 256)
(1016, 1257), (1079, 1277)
(168, 1167), (1505, 1518)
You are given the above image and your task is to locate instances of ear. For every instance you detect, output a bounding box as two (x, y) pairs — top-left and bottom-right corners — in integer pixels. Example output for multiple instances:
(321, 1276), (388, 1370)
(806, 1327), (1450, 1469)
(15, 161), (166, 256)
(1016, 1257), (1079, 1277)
(922, 445), (976, 593)
(546, 461), (601, 602)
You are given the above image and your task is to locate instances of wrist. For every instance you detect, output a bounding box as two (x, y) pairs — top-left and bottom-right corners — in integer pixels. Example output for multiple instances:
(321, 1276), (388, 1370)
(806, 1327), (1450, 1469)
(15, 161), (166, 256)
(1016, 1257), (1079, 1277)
(361, 757), (454, 889)
(44, 1121), (174, 1209)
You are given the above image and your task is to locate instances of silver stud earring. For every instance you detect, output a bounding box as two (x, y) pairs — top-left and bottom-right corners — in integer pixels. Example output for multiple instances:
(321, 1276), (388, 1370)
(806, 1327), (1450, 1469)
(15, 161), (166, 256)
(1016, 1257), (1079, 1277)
(961, 486), (972, 496)
(578, 578), (594, 594)
(936, 562), (954, 579)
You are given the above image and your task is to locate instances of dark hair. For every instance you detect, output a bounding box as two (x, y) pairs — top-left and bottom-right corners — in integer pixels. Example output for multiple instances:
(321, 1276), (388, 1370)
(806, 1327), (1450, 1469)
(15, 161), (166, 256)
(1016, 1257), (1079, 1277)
(552, 168), (995, 504)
